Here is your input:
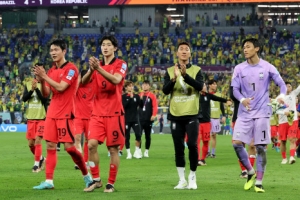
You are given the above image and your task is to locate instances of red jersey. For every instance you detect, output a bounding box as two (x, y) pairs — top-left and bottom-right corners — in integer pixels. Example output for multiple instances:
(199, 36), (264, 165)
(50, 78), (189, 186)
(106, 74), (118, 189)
(46, 62), (79, 119)
(91, 58), (126, 116)
(75, 81), (94, 119)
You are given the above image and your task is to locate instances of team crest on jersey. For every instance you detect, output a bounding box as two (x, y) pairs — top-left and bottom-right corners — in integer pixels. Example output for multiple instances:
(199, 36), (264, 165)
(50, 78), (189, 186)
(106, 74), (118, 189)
(259, 72), (264, 80)
(134, 98), (136, 102)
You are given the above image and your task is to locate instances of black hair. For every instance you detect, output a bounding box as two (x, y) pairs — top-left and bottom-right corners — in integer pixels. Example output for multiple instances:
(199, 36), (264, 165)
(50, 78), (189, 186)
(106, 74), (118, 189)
(177, 41), (191, 51)
(124, 80), (133, 88)
(285, 81), (291, 85)
(143, 80), (150, 84)
(50, 39), (67, 51)
(242, 38), (262, 55)
(208, 79), (217, 86)
(99, 35), (118, 48)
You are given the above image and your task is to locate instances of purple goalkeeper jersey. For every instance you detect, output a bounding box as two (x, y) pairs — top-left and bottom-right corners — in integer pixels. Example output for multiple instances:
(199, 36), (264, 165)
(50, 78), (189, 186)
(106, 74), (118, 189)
(231, 59), (286, 119)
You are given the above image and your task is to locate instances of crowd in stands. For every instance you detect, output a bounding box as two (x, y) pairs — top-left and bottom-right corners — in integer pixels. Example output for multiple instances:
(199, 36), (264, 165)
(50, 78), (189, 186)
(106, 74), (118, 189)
(0, 24), (300, 121)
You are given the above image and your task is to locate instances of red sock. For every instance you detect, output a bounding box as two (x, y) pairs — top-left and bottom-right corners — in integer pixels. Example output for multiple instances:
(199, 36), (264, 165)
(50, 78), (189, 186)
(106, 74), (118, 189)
(201, 141), (209, 160)
(185, 134), (188, 143)
(249, 156), (256, 167)
(197, 138), (201, 160)
(45, 149), (57, 180)
(119, 143), (124, 151)
(108, 164), (118, 185)
(35, 144), (42, 162)
(290, 149), (296, 157)
(66, 146), (88, 176)
(282, 152), (287, 159)
(83, 142), (88, 163)
(30, 146), (35, 155)
(90, 165), (100, 179)
(239, 160), (246, 171)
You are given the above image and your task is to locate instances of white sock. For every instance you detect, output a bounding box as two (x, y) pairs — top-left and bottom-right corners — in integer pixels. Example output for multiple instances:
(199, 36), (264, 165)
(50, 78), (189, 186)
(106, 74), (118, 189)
(145, 149), (149, 153)
(127, 149), (131, 154)
(176, 167), (186, 182)
(249, 155), (256, 158)
(135, 146), (140, 151)
(40, 155), (43, 160)
(88, 161), (95, 167)
(93, 177), (101, 181)
(34, 161), (39, 166)
(248, 168), (255, 175)
(45, 179), (53, 185)
(255, 180), (262, 185)
(189, 170), (196, 177)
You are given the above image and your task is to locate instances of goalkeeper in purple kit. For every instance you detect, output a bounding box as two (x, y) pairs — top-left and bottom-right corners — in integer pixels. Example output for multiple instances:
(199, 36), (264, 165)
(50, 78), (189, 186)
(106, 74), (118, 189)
(231, 38), (286, 193)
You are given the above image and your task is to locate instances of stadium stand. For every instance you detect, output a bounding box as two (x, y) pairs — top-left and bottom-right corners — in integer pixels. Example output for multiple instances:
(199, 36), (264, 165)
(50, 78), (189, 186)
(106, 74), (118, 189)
(0, 26), (299, 120)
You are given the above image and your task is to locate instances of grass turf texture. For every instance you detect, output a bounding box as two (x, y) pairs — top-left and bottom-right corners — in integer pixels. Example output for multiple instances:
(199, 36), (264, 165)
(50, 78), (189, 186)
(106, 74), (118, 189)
(1, 132), (299, 200)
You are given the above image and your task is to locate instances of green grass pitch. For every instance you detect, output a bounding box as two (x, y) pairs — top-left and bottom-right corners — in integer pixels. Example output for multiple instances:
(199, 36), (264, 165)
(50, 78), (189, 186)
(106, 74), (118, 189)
(1, 132), (299, 200)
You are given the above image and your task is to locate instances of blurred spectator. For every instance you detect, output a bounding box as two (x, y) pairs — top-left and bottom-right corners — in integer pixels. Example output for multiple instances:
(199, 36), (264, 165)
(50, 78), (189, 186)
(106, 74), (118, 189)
(148, 16), (152, 27)
(106, 17), (109, 27)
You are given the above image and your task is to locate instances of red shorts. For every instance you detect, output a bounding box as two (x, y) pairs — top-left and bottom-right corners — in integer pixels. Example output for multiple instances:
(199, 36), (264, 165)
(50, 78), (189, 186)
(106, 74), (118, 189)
(43, 118), (75, 143)
(89, 115), (125, 146)
(74, 118), (89, 138)
(26, 120), (45, 140)
(271, 126), (278, 138)
(278, 121), (298, 141)
(199, 122), (211, 141)
(298, 128), (300, 139)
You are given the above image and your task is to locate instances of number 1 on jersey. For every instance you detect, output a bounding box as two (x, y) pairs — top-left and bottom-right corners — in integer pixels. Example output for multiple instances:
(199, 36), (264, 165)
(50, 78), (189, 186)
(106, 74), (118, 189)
(251, 83), (255, 91)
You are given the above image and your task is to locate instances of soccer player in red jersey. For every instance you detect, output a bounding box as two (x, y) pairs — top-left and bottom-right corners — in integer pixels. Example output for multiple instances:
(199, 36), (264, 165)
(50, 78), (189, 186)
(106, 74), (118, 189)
(74, 69), (94, 169)
(82, 36), (126, 193)
(22, 72), (47, 173)
(33, 39), (92, 190)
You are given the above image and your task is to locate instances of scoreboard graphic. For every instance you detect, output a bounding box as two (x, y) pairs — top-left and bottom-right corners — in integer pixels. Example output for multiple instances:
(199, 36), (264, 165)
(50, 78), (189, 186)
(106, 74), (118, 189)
(0, 0), (299, 6)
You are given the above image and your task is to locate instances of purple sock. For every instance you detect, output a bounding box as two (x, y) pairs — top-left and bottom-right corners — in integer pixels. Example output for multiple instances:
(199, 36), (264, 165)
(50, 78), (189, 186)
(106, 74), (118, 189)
(256, 145), (267, 182)
(233, 143), (253, 172)
(212, 148), (215, 155)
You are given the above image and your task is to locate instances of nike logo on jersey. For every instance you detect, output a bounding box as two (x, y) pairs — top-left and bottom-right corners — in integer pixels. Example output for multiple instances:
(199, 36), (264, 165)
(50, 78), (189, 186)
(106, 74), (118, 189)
(242, 76), (246, 78)
(189, 121), (194, 124)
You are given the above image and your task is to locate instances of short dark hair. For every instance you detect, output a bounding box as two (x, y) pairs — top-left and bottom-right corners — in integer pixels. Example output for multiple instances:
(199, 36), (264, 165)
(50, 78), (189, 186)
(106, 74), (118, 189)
(99, 35), (118, 48)
(285, 81), (291, 85)
(208, 79), (217, 86)
(177, 41), (191, 51)
(143, 80), (150, 85)
(124, 80), (133, 88)
(50, 39), (67, 51)
(242, 38), (262, 55)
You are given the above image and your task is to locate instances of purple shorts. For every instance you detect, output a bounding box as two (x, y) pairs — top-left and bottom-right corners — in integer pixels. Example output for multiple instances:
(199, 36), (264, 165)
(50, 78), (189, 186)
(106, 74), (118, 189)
(232, 117), (271, 145)
(211, 118), (221, 133)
